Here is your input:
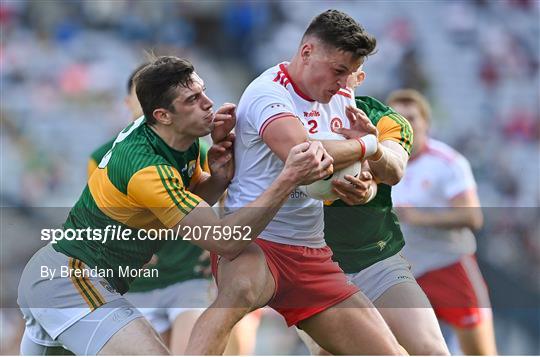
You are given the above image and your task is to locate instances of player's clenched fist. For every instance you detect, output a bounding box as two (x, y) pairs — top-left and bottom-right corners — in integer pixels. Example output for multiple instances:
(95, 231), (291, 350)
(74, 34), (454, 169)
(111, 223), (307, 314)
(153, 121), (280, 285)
(283, 141), (334, 185)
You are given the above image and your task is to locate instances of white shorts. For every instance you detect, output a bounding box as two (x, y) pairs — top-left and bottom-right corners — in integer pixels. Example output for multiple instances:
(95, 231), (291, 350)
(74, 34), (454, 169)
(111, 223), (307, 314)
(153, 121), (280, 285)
(125, 278), (214, 334)
(17, 244), (131, 348)
(346, 251), (416, 302)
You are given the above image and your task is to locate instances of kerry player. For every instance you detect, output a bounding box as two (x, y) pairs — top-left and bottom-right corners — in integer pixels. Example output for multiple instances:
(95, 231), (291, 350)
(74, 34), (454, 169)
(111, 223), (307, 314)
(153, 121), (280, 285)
(17, 56), (332, 355)
(87, 65), (254, 355)
(87, 63), (215, 354)
(123, 139), (214, 355)
(298, 70), (449, 355)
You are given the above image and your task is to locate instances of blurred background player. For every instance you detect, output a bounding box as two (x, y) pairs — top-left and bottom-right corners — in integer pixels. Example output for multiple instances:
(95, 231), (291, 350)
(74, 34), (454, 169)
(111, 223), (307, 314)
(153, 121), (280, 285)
(298, 68), (449, 355)
(87, 63), (146, 176)
(390, 89), (498, 355)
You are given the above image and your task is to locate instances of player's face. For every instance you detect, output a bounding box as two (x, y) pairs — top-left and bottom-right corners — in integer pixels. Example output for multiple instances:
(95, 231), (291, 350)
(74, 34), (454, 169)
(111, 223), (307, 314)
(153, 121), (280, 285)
(304, 44), (363, 103)
(391, 102), (428, 154)
(169, 73), (214, 138)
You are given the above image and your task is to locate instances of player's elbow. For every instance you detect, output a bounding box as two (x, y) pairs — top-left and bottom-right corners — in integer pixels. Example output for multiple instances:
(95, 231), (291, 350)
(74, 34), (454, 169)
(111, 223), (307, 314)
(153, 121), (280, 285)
(206, 240), (236, 260)
(469, 209), (484, 231)
(375, 144), (407, 186)
(382, 167), (404, 186)
(389, 170), (404, 186)
(220, 243), (245, 261)
(462, 207), (483, 231)
(221, 249), (240, 261)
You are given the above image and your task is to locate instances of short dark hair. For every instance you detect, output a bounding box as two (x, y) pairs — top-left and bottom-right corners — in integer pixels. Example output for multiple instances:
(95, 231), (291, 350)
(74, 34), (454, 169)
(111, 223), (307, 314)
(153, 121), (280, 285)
(302, 9), (377, 60)
(126, 62), (149, 94)
(134, 56), (195, 125)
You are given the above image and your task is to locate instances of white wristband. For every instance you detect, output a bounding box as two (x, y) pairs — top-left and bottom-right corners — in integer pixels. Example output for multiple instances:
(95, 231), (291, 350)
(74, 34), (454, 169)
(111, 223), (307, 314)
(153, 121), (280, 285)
(359, 134), (378, 159)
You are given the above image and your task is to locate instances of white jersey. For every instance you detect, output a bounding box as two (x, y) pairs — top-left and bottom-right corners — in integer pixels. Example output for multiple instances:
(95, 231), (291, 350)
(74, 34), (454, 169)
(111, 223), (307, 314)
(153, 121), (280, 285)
(225, 62), (355, 247)
(392, 139), (478, 277)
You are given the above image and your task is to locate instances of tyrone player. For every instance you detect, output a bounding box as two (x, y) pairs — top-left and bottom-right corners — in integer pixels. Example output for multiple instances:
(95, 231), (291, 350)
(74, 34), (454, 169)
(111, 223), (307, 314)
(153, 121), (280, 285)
(390, 89), (498, 355)
(186, 10), (408, 355)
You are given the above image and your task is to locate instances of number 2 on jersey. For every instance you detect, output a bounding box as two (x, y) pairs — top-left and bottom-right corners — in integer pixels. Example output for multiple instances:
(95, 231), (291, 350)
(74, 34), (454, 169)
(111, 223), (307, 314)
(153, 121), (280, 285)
(307, 119), (318, 134)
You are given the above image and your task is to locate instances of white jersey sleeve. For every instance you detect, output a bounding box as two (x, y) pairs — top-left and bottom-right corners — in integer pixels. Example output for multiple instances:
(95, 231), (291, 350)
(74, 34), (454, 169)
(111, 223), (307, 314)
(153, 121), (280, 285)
(242, 80), (297, 140)
(443, 154), (477, 200)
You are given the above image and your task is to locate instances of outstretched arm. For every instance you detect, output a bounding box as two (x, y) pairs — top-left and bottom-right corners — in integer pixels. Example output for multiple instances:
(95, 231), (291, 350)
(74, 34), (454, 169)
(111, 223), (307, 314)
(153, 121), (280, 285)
(177, 141), (333, 260)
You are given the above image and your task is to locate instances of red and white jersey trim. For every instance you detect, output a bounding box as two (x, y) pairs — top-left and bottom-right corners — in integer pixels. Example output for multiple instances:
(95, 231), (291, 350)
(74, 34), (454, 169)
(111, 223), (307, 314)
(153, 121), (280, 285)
(461, 255), (491, 308)
(273, 69), (290, 88)
(259, 112), (296, 137)
(225, 62), (355, 247)
(337, 88), (352, 98)
(274, 63), (314, 101)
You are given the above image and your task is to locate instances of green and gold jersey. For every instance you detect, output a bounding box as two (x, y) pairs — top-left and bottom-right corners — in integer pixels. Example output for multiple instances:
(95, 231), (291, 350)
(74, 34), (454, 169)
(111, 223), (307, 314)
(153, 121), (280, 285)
(199, 139), (210, 173)
(56, 117), (204, 294)
(324, 96), (413, 273)
(87, 139), (114, 179)
(129, 139), (211, 292)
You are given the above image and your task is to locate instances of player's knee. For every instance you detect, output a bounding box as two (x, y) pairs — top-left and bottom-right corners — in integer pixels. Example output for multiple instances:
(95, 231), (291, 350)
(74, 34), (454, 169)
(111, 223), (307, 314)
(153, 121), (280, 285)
(217, 246), (268, 305)
(219, 275), (260, 308)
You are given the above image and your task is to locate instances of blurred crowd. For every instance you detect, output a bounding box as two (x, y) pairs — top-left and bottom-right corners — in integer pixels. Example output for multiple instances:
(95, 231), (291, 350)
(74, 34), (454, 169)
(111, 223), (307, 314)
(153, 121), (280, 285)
(1, 0), (539, 354)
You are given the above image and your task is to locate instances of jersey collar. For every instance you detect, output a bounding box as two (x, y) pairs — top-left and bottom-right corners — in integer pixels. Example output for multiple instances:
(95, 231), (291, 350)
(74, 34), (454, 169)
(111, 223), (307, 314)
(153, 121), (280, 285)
(279, 63), (315, 102)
